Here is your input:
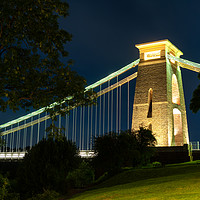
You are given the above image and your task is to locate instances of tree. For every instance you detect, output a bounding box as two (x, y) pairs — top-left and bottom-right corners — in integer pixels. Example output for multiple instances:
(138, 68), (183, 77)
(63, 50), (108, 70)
(17, 135), (81, 197)
(66, 161), (95, 188)
(93, 132), (122, 176)
(135, 127), (157, 165)
(190, 74), (200, 113)
(0, 0), (95, 115)
(93, 128), (156, 177)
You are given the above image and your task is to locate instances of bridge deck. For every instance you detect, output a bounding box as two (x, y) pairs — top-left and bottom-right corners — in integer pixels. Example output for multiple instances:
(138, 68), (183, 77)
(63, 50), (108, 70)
(0, 150), (95, 160)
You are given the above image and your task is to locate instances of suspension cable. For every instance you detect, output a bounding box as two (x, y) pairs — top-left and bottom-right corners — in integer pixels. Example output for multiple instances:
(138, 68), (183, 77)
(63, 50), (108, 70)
(5, 128), (7, 152)
(95, 98), (97, 139)
(99, 85), (102, 136)
(74, 107), (77, 143)
(79, 106), (82, 150)
(119, 85), (121, 133)
(11, 125), (13, 152)
(30, 117), (33, 149)
(116, 76), (119, 134)
(72, 109), (75, 142)
(59, 114), (61, 130)
(82, 106), (85, 150)
(44, 112), (47, 139)
(37, 114), (40, 144)
(9, 126), (12, 151)
(103, 93), (105, 136)
(90, 103), (93, 150)
(87, 106), (90, 150)
(23, 120), (27, 151)
(111, 89), (113, 133)
(127, 81), (130, 130)
(108, 80), (110, 133)
(65, 113), (68, 140)
(17, 123), (20, 152)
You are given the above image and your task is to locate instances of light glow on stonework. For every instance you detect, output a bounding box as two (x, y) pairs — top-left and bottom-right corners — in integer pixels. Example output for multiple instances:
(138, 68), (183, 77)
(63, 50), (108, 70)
(173, 108), (181, 136)
(172, 74), (180, 105)
(136, 41), (167, 48)
(170, 53), (175, 64)
(173, 108), (181, 115)
(144, 50), (161, 60)
(173, 108), (183, 145)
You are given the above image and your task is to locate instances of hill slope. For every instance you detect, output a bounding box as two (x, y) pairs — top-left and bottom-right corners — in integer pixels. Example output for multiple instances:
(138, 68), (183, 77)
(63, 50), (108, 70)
(70, 162), (200, 200)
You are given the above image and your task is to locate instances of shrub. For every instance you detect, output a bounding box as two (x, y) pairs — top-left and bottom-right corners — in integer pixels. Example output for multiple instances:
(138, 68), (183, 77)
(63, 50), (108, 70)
(0, 175), (9, 200)
(0, 174), (20, 200)
(93, 127), (156, 177)
(93, 132), (122, 177)
(66, 161), (94, 188)
(17, 135), (81, 197)
(152, 161), (162, 168)
(136, 127), (157, 165)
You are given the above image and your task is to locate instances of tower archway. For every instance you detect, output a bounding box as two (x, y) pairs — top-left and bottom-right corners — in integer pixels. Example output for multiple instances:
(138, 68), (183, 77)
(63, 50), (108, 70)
(172, 74), (180, 105)
(173, 108), (183, 146)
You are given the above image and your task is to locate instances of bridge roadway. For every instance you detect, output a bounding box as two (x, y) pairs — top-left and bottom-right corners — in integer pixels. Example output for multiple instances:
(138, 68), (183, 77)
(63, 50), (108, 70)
(0, 150), (95, 160)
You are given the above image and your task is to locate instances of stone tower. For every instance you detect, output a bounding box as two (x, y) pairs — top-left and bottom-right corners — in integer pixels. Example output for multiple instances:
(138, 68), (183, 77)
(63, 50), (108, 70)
(132, 39), (189, 146)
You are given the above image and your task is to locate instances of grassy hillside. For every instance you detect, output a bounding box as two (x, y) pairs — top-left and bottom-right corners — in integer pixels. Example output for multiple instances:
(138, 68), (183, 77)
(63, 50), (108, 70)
(69, 161), (200, 200)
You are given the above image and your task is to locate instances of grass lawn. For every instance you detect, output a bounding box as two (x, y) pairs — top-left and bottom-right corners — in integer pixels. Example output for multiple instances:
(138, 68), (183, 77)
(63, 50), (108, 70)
(69, 162), (200, 200)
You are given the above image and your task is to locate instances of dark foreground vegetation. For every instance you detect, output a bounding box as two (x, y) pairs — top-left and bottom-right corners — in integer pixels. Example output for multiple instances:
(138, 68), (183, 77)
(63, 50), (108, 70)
(0, 127), (157, 199)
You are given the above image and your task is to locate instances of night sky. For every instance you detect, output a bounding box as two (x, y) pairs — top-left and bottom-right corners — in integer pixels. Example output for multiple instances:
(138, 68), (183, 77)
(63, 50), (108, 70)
(1, 0), (200, 141)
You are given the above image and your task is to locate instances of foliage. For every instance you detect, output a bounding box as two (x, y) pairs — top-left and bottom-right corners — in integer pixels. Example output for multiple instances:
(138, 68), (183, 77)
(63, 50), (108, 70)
(93, 127), (156, 177)
(152, 161), (162, 168)
(135, 127), (157, 165)
(27, 190), (59, 200)
(17, 134), (81, 197)
(66, 161), (95, 188)
(0, 0), (95, 114)
(0, 174), (9, 200)
(0, 174), (20, 200)
(190, 75), (200, 113)
(93, 132), (121, 176)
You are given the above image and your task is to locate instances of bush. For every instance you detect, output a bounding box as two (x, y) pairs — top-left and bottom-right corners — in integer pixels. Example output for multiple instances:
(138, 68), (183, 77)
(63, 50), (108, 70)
(93, 132), (122, 176)
(93, 127), (156, 177)
(0, 174), (20, 200)
(152, 162), (162, 168)
(136, 127), (157, 165)
(0, 175), (9, 200)
(66, 161), (94, 188)
(17, 135), (81, 197)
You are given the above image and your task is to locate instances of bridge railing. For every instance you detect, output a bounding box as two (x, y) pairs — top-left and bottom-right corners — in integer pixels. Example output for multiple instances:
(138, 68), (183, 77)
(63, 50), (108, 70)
(190, 141), (200, 150)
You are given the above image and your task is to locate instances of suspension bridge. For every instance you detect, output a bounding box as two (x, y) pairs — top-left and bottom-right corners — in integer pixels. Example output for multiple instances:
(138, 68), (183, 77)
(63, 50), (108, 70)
(0, 39), (200, 159)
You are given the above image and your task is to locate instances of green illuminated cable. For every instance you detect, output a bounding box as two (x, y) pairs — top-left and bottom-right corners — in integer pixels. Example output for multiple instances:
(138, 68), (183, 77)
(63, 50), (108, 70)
(85, 59), (140, 91)
(167, 54), (200, 72)
(0, 59), (140, 129)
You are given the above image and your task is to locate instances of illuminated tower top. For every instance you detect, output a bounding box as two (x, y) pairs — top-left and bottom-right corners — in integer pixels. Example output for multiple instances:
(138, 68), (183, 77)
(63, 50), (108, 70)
(135, 39), (183, 61)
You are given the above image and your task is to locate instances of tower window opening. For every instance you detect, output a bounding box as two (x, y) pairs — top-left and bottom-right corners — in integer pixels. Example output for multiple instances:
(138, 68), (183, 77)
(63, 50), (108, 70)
(173, 108), (183, 146)
(147, 88), (153, 118)
(172, 74), (180, 105)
